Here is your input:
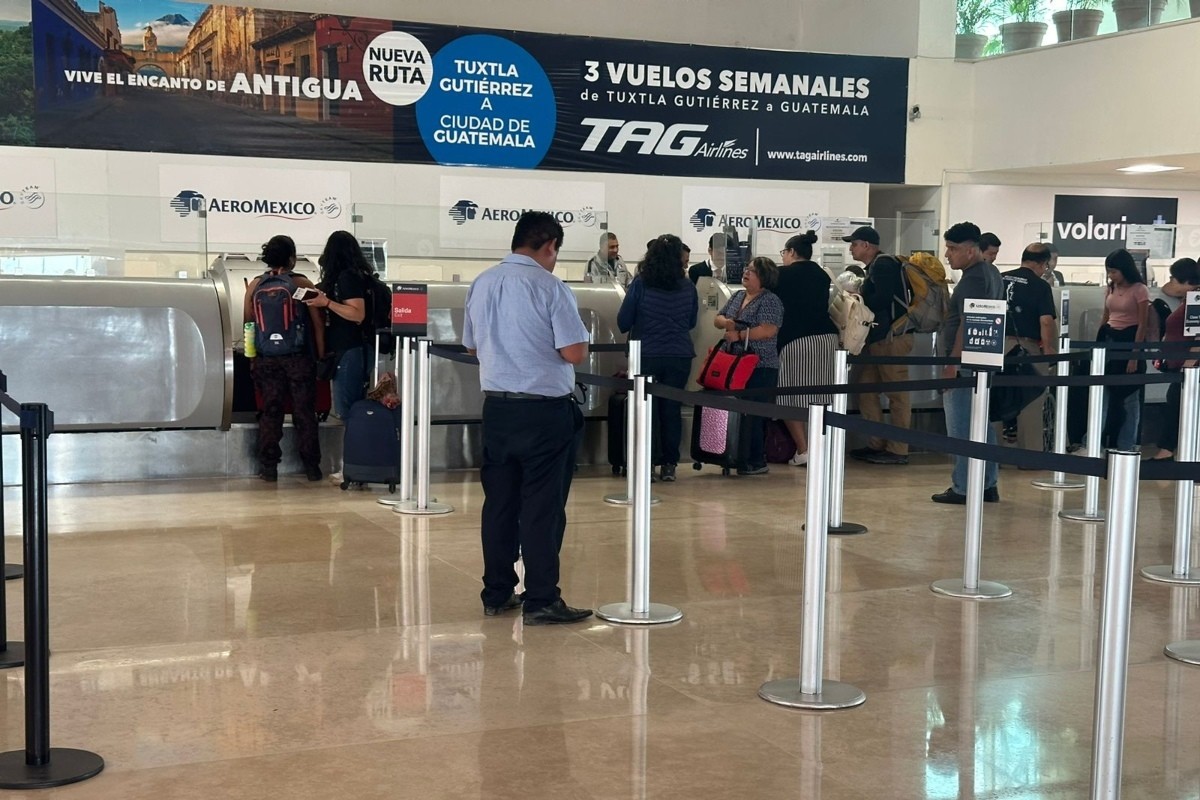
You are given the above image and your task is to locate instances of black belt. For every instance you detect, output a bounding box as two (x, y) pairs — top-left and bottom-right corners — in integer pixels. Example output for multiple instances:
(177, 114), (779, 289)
(484, 391), (571, 401)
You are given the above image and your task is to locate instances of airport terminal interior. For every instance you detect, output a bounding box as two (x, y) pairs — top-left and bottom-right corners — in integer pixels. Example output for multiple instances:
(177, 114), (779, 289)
(6, 0), (1200, 797)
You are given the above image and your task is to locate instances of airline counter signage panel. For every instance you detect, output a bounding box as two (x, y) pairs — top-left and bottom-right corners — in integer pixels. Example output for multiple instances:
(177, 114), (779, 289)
(19, 1), (908, 183)
(391, 284), (428, 337)
(1052, 195), (1179, 258)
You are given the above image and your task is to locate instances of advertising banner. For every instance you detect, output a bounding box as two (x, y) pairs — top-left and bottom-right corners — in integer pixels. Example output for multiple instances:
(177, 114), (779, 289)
(22, 1), (908, 183)
(0, 154), (56, 238)
(1052, 195), (1179, 258)
(158, 164), (351, 246)
(439, 175), (605, 252)
(679, 185), (828, 259)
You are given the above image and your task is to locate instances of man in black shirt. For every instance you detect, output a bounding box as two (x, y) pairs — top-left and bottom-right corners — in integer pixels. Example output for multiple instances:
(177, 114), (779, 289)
(845, 226), (913, 465)
(1000, 243), (1058, 450)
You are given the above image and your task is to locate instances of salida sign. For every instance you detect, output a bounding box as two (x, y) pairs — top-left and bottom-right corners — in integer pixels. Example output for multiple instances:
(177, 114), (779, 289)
(1052, 195), (1179, 258)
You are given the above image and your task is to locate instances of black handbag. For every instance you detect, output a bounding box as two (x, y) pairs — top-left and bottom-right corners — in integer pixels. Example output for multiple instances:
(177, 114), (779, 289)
(315, 353), (338, 382)
(988, 345), (1042, 423)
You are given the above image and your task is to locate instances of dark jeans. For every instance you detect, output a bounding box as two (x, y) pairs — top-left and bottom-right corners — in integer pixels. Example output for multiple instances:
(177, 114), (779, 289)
(1159, 379), (1182, 452)
(479, 396), (583, 612)
(742, 367), (779, 469)
(253, 353), (320, 469)
(641, 355), (692, 466)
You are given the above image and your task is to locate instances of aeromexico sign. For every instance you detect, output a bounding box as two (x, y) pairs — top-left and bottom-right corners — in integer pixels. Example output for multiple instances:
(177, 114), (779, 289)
(23, 0), (908, 183)
(1052, 195), (1179, 258)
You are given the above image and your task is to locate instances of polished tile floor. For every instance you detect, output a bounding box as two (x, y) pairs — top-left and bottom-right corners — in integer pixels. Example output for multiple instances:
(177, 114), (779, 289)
(1, 456), (1200, 799)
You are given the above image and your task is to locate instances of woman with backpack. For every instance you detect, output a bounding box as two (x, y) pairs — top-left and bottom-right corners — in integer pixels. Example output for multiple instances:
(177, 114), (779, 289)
(774, 231), (838, 466)
(305, 231), (373, 419)
(245, 235), (326, 482)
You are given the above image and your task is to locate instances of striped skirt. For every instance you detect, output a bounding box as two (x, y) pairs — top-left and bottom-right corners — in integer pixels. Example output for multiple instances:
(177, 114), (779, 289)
(777, 333), (838, 409)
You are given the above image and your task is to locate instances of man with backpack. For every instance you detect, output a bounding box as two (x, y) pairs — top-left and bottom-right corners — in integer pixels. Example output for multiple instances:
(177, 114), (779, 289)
(845, 226), (914, 465)
(999, 244), (1058, 450)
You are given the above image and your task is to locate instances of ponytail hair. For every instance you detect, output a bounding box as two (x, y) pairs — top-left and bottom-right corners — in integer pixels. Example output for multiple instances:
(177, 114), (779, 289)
(261, 235), (296, 269)
(784, 230), (819, 261)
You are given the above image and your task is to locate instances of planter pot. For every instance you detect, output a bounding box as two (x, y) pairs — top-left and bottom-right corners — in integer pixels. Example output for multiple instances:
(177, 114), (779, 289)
(1112, 0), (1167, 30)
(1000, 21), (1048, 52)
(1053, 9), (1104, 41)
(955, 33), (988, 59)
(1192, 0), (1200, 17)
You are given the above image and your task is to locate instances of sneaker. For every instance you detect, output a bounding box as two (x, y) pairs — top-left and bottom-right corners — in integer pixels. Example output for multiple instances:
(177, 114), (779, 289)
(305, 465), (323, 482)
(849, 447), (883, 462)
(865, 452), (909, 465)
(660, 464), (677, 482)
(1002, 424), (1018, 444)
(931, 487), (966, 505)
(736, 465), (770, 476)
(984, 487), (1001, 503)
(788, 451), (809, 467)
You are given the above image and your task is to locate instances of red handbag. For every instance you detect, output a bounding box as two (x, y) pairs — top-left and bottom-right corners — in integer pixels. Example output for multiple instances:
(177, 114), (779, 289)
(698, 333), (759, 391)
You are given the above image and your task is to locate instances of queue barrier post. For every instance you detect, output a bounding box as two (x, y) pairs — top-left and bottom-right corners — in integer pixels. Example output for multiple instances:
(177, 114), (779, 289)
(1089, 450), (1141, 800)
(596, 375), (682, 626)
(377, 336), (416, 508)
(394, 339), (454, 516)
(0, 373), (22, 581)
(605, 340), (660, 507)
(827, 350), (866, 536)
(1142, 366), (1200, 586)
(931, 369), (1012, 601)
(0, 384), (23, 670)
(758, 404), (865, 710)
(1032, 327), (1085, 491)
(1061, 348), (1106, 523)
(0, 403), (103, 789)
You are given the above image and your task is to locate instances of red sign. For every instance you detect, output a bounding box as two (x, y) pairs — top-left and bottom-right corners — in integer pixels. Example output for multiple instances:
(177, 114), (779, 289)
(391, 284), (428, 337)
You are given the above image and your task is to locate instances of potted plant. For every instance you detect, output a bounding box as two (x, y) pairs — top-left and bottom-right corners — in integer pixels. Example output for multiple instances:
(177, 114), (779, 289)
(956, 0), (1001, 58)
(1112, 0), (1167, 29)
(1053, 0), (1105, 41)
(1000, 0), (1049, 51)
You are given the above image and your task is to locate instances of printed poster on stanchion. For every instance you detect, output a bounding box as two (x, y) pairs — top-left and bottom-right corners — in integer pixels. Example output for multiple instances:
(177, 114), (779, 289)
(391, 284), (429, 338)
(1185, 291), (1200, 338)
(1059, 288), (1069, 337)
(961, 298), (1007, 369)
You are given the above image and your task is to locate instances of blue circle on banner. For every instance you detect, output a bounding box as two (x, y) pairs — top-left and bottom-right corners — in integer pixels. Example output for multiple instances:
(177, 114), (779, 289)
(416, 35), (555, 169)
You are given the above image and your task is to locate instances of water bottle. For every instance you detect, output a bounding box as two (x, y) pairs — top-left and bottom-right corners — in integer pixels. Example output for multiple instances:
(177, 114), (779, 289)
(244, 322), (257, 358)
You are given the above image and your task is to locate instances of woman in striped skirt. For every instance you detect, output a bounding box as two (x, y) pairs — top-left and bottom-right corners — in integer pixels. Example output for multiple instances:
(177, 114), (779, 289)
(774, 231), (839, 465)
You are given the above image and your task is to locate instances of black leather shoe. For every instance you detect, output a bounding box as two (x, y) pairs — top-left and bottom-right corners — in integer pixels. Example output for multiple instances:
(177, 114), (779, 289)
(931, 488), (966, 505)
(483, 594), (523, 617)
(259, 467), (278, 483)
(305, 465), (323, 482)
(523, 599), (593, 626)
(984, 487), (1001, 503)
(849, 447), (883, 461)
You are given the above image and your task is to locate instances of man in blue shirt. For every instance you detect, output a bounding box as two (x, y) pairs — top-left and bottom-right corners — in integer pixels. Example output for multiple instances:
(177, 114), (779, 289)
(464, 212), (593, 625)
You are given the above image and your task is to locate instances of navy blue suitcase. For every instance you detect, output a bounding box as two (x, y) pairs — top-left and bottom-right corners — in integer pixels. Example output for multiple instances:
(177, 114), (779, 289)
(340, 399), (403, 492)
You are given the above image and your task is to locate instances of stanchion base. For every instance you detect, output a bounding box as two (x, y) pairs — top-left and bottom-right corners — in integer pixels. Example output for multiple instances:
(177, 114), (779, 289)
(1058, 508), (1105, 523)
(1140, 565), (1200, 586)
(0, 748), (104, 789)
(595, 602), (683, 626)
(1031, 479), (1085, 491)
(602, 494), (661, 506)
(0, 643), (24, 670)
(1165, 641), (1200, 665)
(829, 522), (868, 536)
(3, 564), (20, 581)
(757, 679), (866, 711)
(392, 501), (454, 516)
(376, 496), (413, 507)
(930, 579), (1012, 600)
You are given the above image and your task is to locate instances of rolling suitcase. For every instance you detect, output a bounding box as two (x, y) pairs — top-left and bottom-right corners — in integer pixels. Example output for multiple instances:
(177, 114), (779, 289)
(607, 392), (627, 475)
(690, 398), (746, 476)
(340, 399), (403, 492)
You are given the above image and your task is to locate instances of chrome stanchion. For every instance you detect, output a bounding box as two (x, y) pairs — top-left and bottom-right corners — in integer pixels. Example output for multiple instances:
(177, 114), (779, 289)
(827, 350), (866, 536)
(1033, 328), (1084, 490)
(932, 370), (1011, 600)
(605, 340), (660, 507)
(1061, 348), (1106, 522)
(394, 339), (453, 516)
(1143, 366), (1200, 585)
(1089, 450), (1140, 800)
(378, 336), (415, 507)
(759, 405), (865, 710)
(598, 376), (682, 625)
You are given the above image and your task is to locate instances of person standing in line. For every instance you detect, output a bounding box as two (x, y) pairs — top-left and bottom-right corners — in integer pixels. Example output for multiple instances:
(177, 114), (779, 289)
(1151, 257), (1200, 460)
(464, 211), (593, 625)
(245, 235), (326, 482)
(306, 231), (372, 419)
(932, 222), (1005, 505)
(980, 232), (1001, 265)
(586, 232), (630, 285)
(1096, 248), (1150, 451)
(617, 234), (698, 482)
(774, 231), (838, 466)
(999, 243), (1058, 450)
(846, 226), (913, 465)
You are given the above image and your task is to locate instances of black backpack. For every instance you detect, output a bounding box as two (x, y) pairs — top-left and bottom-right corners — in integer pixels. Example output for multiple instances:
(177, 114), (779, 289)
(253, 270), (307, 356)
(1148, 298), (1172, 342)
(363, 273), (395, 354)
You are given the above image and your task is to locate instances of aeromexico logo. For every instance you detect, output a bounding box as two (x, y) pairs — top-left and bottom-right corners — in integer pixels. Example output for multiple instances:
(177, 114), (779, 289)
(446, 199), (599, 228)
(689, 207), (821, 233)
(0, 185), (46, 212)
(170, 190), (343, 221)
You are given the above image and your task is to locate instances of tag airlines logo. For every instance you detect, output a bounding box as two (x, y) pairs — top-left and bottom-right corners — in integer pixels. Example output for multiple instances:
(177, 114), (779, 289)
(170, 190), (342, 221)
(447, 200), (598, 228)
(580, 118), (749, 159)
(0, 186), (46, 212)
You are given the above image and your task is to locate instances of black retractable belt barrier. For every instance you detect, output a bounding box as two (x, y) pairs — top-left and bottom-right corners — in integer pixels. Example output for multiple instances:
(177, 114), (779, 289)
(0, 372), (23, 581)
(0, 382), (23, 671)
(0, 403), (103, 790)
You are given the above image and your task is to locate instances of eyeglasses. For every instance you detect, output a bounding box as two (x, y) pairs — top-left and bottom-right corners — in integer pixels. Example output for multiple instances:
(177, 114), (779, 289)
(778, 250), (788, 257)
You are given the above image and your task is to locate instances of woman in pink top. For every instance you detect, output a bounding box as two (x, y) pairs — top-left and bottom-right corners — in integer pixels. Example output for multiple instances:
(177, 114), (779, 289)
(1097, 249), (1150, 450)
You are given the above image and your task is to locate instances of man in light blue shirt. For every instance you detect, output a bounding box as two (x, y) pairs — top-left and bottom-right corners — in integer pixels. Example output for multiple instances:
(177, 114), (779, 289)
(464, 212), (592, 625)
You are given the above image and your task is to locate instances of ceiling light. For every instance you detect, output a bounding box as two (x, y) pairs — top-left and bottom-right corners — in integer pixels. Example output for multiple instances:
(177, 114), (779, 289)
(1117, 164), (1183, 173)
